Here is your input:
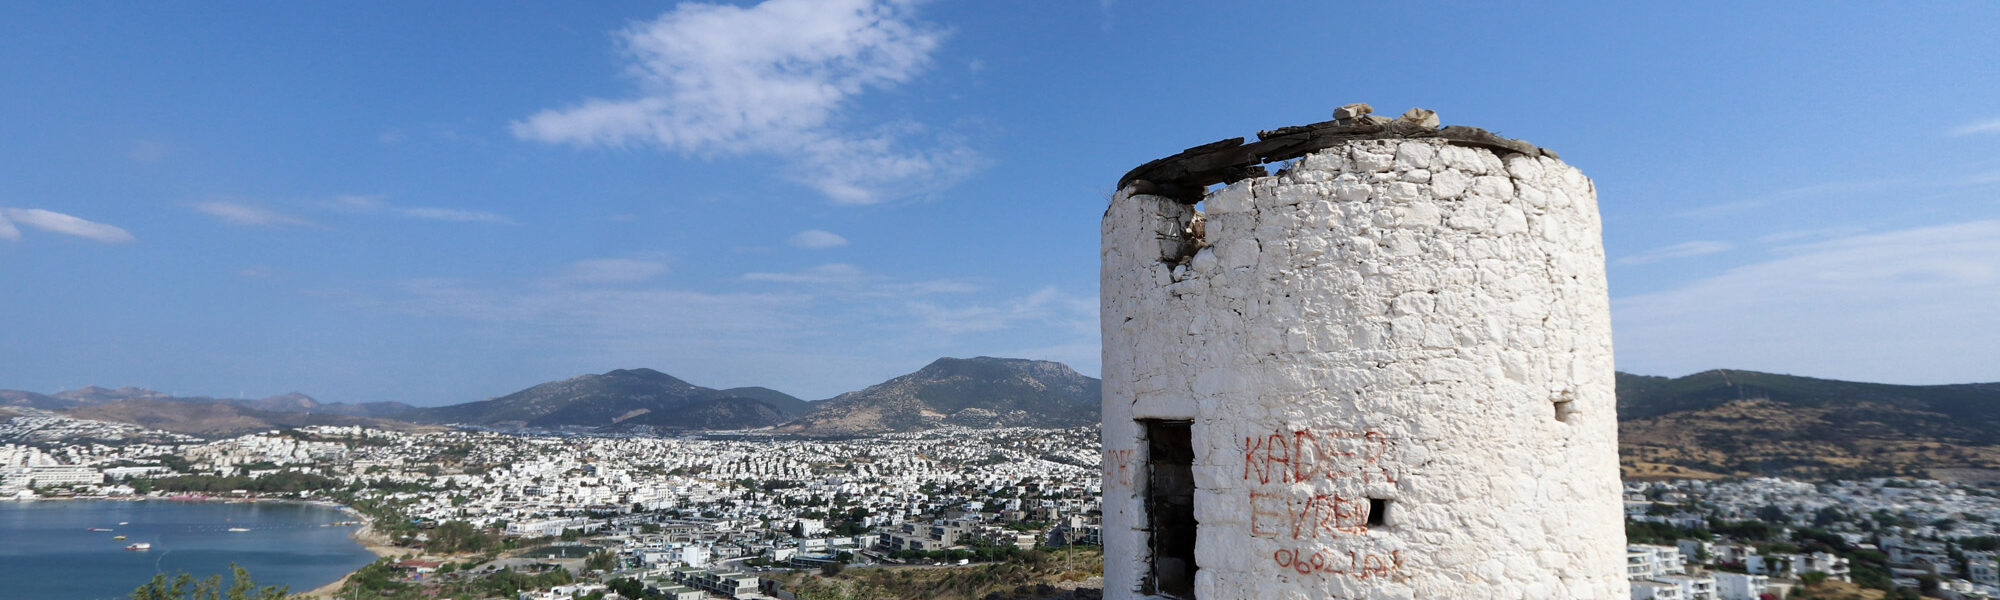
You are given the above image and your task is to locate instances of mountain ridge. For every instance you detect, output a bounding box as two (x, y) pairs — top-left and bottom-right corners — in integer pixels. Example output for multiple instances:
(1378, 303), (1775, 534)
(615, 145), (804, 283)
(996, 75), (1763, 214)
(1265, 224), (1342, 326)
(1616, 369), (2000, 481)
(0, 386), (414, 417)
(12, 364), (1999, 483)
(394, 368), (809, 431)
(777, 356), (1101, 436)
(60, 399), (415, 438)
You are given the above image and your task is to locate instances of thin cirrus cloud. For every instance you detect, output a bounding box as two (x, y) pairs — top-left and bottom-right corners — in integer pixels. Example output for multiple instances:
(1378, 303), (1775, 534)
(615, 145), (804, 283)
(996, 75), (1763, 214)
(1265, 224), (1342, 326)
(1949, 118), (2000, 136)
(191, 201), (317, 227)
(906, 286), (1095, 336)
(1613, 220), (2000, 385)
(0, 207), (136, 243)
(191, 196), (509, 228)
(1615, 240), (1734, 265)
(561, 258), (670, 285)
(337, 195), (511, 224)
(1673, 178), (1903, 219)
(788, 229), (849, 249)
(395, 206), (512, 224)
(743, 263), (871, 284)
(741, 262), (981, 296)
(512, 0), (980, 205)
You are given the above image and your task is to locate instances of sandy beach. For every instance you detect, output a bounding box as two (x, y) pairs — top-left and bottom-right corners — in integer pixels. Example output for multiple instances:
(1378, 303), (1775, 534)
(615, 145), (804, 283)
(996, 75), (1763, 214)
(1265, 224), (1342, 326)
(299, 514), (403, 598)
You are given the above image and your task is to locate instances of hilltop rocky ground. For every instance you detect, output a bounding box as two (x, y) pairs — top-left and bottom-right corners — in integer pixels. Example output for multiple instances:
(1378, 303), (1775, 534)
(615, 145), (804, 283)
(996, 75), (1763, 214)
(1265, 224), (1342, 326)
(1618, 370), (2000, 482)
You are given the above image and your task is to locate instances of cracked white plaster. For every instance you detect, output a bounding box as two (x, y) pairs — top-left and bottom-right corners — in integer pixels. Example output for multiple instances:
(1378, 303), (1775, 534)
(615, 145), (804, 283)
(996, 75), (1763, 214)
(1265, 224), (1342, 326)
(1101, 139), (1625, 600)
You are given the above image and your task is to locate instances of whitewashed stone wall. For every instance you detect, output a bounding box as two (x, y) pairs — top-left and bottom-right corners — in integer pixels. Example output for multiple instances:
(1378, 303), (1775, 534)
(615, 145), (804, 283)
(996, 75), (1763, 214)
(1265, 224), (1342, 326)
(1101, 138), (1627, 599)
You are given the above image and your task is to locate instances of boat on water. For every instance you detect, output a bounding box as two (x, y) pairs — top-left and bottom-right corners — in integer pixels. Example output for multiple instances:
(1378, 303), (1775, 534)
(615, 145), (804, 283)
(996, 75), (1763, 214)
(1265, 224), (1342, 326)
(113, 535), (127, 540)
(87, 527), (114, 532)
(118, 521), (129, 525)
(227, 527), (251, 532)
(124, 543), (151, 551)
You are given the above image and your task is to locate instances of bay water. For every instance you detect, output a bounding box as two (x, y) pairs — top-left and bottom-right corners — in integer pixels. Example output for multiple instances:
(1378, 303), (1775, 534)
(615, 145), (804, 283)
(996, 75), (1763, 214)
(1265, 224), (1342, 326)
(0, 499), (376, 600)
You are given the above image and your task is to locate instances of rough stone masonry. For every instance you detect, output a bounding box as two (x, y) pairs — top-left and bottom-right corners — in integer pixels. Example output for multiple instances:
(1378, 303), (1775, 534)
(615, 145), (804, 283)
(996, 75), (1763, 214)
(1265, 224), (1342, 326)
(1099, 105), (1627, 599)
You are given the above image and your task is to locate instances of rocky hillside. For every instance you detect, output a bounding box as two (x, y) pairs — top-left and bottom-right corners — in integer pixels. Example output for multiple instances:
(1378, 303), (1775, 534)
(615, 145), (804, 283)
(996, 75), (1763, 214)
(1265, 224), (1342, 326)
(0, 389), (71, 410)
(778, 357), (1101, 436)
(396, 368), (809, 431)
(1617, 370), (2000, 482)
(62, 399), (411, 438)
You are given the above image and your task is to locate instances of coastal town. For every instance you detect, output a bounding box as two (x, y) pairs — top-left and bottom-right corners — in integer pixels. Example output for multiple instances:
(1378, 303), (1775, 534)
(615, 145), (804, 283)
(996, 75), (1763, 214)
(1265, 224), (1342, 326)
(1, 411), (1104, 599)
(3, 409), (1998, 599)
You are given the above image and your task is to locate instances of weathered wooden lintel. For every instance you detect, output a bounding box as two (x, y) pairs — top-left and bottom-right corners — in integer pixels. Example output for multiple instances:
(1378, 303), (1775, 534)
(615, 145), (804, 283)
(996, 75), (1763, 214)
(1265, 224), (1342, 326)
(1117, 119), (1555, 204)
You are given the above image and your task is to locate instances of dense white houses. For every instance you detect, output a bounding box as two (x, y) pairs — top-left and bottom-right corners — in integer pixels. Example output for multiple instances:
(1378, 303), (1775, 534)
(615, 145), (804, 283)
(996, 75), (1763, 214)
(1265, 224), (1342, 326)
(1631, 478), (2000, 598)
(7, 406), (2000, 599)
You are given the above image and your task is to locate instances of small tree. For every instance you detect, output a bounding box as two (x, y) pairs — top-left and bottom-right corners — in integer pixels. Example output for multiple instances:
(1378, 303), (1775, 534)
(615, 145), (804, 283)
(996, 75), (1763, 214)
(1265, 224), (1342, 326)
(586, 549), (617, 572)
(131, 564), (287, 600)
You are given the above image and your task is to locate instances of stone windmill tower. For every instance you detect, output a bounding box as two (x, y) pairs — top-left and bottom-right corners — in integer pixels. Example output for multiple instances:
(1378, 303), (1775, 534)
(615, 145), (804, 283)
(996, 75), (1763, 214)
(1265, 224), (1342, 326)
(1099, 105), (1627, 599)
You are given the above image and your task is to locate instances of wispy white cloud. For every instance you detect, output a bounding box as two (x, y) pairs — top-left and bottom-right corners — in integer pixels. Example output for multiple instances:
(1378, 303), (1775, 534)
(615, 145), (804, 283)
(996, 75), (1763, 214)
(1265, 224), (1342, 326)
(1960, 170), (2000, 186)
(334, 194), (384, 210)
(788, 229), (849, 249)
(907, 286), (1096, 335)
(512, 0), (978, 204)
(1616, 240), (1734, 265)
(741, 262), (983, 298)
(1674, 178), (1901, 219)
(561, 258), (669, 285)
(1949, 118), (2000, 137)
(192, 201), (316, 228)
(397, 207), (512, 224)
(394, 277), (809, 348)
(335, 194), (511, 224)
(1755, 226), (1868, 245)
(0, 208), (136, 243)
(128, 140), (168, 163)
(744, 263), (871, 284)
(1613, 220), (2000, 384)
(794, 127), (984, 204)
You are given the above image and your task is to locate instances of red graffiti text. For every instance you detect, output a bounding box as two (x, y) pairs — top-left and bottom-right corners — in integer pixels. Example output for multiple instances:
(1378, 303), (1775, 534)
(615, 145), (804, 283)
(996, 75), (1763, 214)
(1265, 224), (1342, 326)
(1242, 429), (1395, 486)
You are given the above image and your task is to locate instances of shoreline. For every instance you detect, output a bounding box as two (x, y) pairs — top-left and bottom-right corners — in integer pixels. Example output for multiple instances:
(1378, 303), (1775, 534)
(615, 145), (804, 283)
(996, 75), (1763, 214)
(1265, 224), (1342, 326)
(300, 514), (403, 598)
(3, 495), (393, 597)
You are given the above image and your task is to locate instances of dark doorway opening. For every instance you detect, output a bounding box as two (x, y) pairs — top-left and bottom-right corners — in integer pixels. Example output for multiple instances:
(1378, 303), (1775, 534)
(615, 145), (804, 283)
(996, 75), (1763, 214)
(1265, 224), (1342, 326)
(1143, 419), (1197, 599)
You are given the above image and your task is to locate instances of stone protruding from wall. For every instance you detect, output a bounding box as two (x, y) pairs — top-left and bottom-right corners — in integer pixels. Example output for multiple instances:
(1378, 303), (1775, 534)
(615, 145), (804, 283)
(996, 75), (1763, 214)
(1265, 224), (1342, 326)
(1101, 129), (1626, 599)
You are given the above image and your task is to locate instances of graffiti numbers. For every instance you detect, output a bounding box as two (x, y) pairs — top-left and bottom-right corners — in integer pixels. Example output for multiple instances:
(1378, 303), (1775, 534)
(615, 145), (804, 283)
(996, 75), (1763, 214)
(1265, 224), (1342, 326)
(1272, 548), (1403, 578)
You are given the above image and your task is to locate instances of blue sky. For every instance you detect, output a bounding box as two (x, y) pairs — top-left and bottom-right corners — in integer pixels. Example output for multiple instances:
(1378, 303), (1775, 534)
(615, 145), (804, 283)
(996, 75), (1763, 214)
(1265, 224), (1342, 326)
(3, 1), (1997, 405)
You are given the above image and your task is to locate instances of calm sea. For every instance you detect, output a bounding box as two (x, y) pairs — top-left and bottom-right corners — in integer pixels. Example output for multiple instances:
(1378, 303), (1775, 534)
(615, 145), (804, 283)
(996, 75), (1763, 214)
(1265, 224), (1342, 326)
(0, 499), (376, 600)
